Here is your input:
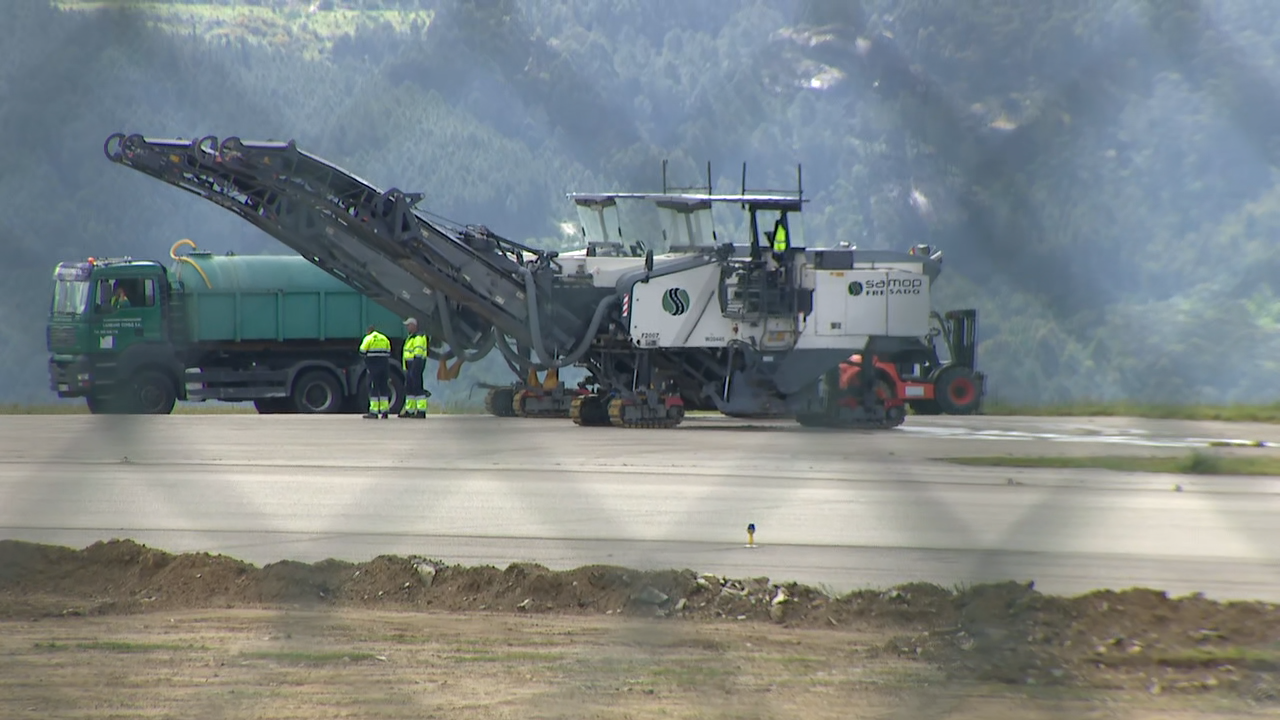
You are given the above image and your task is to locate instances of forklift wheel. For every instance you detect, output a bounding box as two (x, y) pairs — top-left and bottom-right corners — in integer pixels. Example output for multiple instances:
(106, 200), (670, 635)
(934, 365), (981, 415)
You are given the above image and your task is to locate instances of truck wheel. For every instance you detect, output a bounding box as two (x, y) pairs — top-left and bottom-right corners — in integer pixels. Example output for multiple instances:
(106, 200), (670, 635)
(128, 371), (177, 415)
(291, 371), (343, 414)
(388, 373), (405, 415)
(933, 366), (981, 415)
(86, 394), (116, 414)
(254, 398), (291, 414)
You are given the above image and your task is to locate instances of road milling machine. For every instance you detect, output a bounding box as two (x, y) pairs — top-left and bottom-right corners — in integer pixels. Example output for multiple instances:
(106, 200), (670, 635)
(105, 132), (980, 429)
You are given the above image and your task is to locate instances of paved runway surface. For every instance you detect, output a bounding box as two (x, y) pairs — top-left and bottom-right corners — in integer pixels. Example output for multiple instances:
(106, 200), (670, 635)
(3, 413), (1280, 601)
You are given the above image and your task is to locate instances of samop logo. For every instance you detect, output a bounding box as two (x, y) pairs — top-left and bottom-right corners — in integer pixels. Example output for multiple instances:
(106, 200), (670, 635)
(662, 287), (691, 316)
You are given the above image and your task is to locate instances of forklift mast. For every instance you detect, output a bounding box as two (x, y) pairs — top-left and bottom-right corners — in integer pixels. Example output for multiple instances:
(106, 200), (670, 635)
(944, 309), (978, 369)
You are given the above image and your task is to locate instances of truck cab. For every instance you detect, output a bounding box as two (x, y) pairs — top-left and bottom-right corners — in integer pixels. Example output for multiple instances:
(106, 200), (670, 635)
(47, 257), (183, 413)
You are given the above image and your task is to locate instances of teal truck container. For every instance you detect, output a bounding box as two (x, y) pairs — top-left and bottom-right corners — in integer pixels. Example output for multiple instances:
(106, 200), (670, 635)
(46, 240), (412, 414)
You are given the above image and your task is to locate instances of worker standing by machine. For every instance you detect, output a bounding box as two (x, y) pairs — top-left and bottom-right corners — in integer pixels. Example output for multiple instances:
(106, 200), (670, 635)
(359, 324), (392, 419)
(399, 317), (430, 419)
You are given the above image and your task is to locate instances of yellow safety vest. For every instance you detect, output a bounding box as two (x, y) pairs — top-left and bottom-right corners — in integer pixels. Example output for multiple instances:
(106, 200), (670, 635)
(772, 224), (789, 254)
(359, 331), (391, 358)
(402, 333), (429, 368)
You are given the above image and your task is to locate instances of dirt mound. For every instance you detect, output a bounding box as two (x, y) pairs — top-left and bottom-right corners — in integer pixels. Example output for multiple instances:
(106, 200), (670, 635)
(3, 539), (1279, 699)
(886, 580), (1280, 697)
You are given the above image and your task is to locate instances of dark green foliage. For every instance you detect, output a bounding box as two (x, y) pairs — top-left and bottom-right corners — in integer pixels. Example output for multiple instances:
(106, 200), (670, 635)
(6, 0), (1280, 407)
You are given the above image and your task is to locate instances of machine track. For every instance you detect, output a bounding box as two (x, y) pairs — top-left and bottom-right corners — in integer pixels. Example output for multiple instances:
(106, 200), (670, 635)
(607, 397), (685, 429)
(569, 395), (612, 427)
(484, 387), (518, 417)
(511, 389), (574, 419)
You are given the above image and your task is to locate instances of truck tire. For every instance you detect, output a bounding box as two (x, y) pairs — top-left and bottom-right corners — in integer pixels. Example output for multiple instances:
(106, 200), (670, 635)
(127, 371), (177, 415)
(349, 371), (405, 415)
(254, 398), (291, 414)
(933, 365), (981, 415)
(388, 373), (405, 415)
(291, 370), (343, 414)
(86, 394), (117, 414)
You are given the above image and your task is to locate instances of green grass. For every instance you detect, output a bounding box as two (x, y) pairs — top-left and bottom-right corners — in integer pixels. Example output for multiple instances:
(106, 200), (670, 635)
(645, 662), (735, 690)
(980, 400), (1280, 423)
(1148, 646), (1280, 671)
(238, 650), (379, 665)
(942, 451), (1280, 476)
(446, 650), (566, 663)
(34, 640), (204, 652)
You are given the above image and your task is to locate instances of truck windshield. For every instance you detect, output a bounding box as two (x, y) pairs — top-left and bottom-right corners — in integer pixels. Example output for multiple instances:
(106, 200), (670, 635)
(51, 279), (91, 315)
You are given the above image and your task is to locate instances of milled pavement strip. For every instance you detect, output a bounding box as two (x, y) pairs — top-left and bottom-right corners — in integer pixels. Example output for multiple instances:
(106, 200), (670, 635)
(3, 459), (1280, 496)
(2, 414), (1280, 601)
(4, 463), (1276, 554)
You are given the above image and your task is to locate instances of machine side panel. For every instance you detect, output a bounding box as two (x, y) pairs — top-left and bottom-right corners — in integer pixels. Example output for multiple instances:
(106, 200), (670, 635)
(812, 269), (888, 339)
(628, 264), (724, 348)
(883, 269), (933, 338)
(565, 256), (649, 288)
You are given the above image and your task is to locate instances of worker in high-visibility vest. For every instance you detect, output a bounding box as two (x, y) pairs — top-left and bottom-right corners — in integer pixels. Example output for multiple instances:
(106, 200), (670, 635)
(359, 324), (392, 419)
(399, 317), (431, 419)
(110, 284), (131, 311)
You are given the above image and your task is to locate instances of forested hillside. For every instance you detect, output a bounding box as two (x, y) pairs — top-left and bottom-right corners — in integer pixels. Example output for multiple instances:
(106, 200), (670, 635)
(5, 0), (1280, 406)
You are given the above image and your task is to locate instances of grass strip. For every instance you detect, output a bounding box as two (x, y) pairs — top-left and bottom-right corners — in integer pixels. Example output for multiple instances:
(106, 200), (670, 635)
(942, 451), (1280, 476)
(979, 401), (1280, 423)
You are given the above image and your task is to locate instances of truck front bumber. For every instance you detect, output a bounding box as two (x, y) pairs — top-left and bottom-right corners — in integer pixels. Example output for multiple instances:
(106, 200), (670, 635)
(49, 355), (92, 397)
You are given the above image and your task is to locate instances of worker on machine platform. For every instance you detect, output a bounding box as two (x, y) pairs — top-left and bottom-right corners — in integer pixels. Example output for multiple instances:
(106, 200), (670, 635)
(771, 218), (789, 258)
(359, 324), (392, 419)
(399, 317), (430, 419)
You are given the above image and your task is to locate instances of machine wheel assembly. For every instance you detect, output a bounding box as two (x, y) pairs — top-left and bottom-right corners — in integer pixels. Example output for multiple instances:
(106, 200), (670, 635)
(511, 387), (575, 419)
(933, 365), (982, 415)
(484, 387), (518, 417)
(798, 376), (905, 430)
(606, 396), (685, 429)
(511, 389), (530, 417)
(570, 394), (612, 426)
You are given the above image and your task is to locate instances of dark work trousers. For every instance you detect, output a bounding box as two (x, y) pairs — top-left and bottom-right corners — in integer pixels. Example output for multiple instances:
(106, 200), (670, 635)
(366, 357), (391, 413)
(405, 358), (426, 398)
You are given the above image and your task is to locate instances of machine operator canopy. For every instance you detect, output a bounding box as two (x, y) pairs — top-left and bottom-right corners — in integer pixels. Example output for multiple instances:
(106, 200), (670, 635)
(567, 191), (807, 255)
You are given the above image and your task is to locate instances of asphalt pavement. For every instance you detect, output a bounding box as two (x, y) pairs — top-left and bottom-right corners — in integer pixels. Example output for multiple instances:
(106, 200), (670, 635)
(3, 413), (1280, 601)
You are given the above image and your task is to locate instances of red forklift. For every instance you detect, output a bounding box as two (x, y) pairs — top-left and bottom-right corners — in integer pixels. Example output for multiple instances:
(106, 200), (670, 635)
(838, 309), (985, 416)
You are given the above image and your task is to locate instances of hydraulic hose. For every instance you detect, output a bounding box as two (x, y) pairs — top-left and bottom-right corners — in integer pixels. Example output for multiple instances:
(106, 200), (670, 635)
(432, 291), (497, 363)
(494, 332), (533, 374)
(513, 251), (723, 371)
(517, 266), (618, 371)
(169, 239), (213, 289)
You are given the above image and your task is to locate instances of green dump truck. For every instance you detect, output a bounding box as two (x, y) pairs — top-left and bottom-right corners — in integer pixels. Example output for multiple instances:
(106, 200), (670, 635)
(46, 241), (411, 414)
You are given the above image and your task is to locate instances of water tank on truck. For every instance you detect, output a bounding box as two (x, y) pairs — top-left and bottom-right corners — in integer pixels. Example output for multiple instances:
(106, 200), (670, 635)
(169, 246), (411, 415)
